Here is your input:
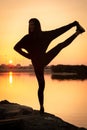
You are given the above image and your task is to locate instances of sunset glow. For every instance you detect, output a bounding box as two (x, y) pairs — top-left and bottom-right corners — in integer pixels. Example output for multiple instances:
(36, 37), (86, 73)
(0, 0), (87, 65)
(9, 60), (13, 64)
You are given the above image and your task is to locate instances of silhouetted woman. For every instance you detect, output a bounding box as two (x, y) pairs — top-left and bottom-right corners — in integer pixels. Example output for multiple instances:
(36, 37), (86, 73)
(14, 18), (85, 114)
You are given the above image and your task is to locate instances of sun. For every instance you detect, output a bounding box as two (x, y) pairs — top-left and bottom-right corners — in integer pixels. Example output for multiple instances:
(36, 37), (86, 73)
(9, 60), (13, 64)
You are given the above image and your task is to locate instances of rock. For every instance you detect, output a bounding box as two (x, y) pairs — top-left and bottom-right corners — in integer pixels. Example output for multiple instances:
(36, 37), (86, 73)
(0, 100), (86, 130)
(0, 100), (33, 120)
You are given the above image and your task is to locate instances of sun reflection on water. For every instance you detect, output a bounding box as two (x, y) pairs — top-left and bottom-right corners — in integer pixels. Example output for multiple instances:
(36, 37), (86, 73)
(9, 72), (13, 84)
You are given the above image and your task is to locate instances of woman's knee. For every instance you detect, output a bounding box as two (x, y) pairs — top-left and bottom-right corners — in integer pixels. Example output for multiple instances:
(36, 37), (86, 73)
(39, 79), (45, 90)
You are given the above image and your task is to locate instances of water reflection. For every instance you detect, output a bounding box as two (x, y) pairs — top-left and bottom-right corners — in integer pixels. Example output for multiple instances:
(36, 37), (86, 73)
(0, 72), (87, 128)
(9, 72), (13, 84)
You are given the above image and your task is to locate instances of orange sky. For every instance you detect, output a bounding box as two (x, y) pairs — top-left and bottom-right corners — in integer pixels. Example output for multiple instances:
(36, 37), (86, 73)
(0, 0), (87, 65)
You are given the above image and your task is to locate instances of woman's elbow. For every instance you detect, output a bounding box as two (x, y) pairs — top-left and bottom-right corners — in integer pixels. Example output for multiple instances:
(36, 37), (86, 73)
(14, 45), (18, 51)
(14, 46), (16, 50)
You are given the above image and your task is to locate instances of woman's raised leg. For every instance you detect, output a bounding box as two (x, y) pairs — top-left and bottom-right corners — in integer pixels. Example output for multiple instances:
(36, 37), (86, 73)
(48, 21), (83, 40)
(44, 30), (83, 67)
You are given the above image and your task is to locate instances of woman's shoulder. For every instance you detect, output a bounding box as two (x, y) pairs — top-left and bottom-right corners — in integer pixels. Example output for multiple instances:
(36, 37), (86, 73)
(20, 34), (30, 42)
(22, 34), (29, 39)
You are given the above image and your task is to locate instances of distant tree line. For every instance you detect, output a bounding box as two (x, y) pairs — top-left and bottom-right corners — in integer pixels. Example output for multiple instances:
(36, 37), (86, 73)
(51, 64), (87, 80)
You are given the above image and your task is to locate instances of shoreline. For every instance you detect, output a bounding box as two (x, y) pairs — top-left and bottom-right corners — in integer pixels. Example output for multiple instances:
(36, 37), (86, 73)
(0, 100), (86, 130)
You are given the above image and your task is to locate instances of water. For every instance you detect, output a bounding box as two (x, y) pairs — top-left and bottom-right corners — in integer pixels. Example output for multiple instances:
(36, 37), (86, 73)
(0, 72), (87, 128)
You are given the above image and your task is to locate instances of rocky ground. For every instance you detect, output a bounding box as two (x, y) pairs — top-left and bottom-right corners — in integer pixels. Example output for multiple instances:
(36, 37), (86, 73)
(0, 100), (86, 130)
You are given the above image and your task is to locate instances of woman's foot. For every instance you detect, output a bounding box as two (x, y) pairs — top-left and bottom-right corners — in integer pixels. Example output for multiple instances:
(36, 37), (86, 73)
(40, 106), (44, 115)
(76, 22), (85, 34)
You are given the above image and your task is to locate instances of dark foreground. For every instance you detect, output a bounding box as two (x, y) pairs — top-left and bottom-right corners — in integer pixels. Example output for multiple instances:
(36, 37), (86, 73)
(0, 100), (86, 130)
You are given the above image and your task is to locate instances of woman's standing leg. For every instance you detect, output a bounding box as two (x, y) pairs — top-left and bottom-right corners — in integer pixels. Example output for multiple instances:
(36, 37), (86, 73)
(34, 66), (45, 114)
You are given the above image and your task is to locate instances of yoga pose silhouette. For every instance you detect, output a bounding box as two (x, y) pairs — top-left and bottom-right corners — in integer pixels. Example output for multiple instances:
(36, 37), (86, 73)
(14, 18), (85, 114)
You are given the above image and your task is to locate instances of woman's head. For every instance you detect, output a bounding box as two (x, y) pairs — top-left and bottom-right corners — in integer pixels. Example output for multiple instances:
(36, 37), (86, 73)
(29, 18), (41, 34)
